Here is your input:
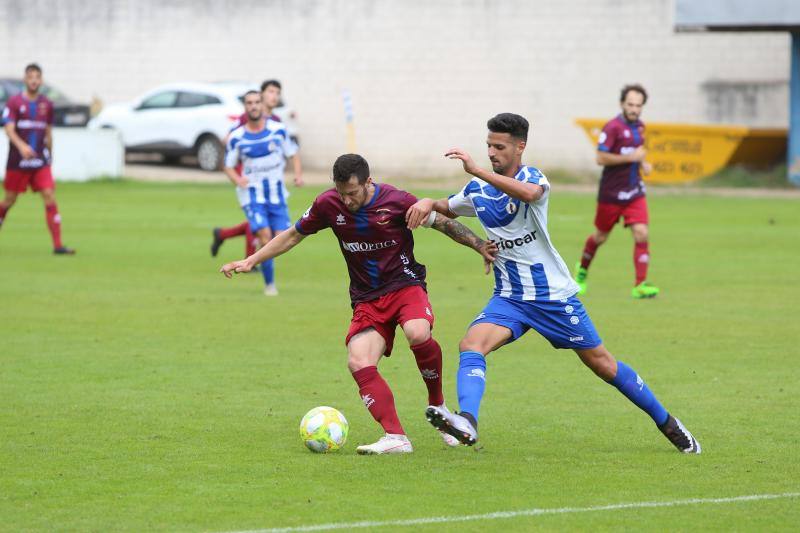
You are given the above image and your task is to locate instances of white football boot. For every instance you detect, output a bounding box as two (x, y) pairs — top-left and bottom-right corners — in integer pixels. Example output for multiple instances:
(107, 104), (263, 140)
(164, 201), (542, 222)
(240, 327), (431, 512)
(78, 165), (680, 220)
(426, 405), (478, 446)
(356, 433), (413, 455)
(428, 405), (461, 447)
(263, 284), (278, 296)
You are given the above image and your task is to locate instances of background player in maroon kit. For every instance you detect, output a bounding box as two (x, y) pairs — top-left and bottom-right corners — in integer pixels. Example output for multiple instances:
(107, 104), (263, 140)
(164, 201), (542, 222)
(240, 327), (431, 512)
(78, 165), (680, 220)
(211, 80), (303, 261)
(220, 154), (496, 454)
(0, 63), (74, 254)
(574, 84), (658, 299)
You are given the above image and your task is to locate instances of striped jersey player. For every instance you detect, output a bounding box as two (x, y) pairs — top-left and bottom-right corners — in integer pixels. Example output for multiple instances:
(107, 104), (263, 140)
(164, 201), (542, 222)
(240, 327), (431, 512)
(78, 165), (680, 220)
(223, 90), (298, 294)
(220, 154), (497, 455)
(407, 113), (701, 454)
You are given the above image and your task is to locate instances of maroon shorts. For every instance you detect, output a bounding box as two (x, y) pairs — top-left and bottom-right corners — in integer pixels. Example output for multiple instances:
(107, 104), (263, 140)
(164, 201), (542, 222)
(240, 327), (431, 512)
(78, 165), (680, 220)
(345, 285), (435, 356)
(4, 167), (55, 193)
(594, 196), (649, 232)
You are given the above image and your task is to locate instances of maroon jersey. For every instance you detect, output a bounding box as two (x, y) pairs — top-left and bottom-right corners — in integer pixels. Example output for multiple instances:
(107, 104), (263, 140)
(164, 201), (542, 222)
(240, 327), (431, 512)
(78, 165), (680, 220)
(295, 183), (427, 305)
(596, 114), (645, 205)
(3, 93), (54, 170)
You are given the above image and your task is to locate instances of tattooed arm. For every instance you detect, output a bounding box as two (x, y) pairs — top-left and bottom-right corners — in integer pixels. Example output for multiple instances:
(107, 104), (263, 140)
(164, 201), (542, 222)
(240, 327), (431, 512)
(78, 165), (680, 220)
(429, 212), (497, 274)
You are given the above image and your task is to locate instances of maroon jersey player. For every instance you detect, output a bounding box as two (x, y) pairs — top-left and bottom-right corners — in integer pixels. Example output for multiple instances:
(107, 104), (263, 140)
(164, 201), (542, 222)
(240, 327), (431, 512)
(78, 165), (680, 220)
(221, 154), (496, 454)
(574, 84), (658, 299)
(0, 63), (74, 254)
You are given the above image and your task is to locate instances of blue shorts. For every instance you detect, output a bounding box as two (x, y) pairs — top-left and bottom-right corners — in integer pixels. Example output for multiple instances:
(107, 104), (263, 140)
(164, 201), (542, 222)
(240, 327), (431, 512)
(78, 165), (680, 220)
(470, 295), (602, 350)
(243, 202), (291, 233)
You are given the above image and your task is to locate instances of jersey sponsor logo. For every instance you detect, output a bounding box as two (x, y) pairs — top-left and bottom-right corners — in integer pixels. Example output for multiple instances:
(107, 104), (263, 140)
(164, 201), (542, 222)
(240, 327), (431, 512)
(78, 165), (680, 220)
(623, 129), (631, 138)
(569, 336), (584, 342)
(617, 189), (640, 201)
(19, 158), (45, 168)
(425, 306), (432, 317)
(302, 207), (311, 218)
(404, 267), (417, 279)
(564, 305), (574, 314)
(490, 230), (538, 251)
(569, 316), (580, 325)
(341, 239), (399, 253)
(620, 146), (636, 155)
(336, 213), (346, 225)
(243, 161), (281, 174)
(16, 119), (48, 129)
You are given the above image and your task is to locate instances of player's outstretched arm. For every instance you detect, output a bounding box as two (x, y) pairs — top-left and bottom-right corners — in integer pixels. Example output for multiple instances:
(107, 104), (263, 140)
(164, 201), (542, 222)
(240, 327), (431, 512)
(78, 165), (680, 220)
(220, 226), (306, 278)
(406, 198), (456, 229)
(430, 213), (497, 274)
(445, 147), (543, 203)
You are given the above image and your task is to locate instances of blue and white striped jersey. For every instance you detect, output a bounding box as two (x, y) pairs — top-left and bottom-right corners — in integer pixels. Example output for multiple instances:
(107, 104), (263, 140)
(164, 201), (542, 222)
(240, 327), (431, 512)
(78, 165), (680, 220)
(225, 117), (298, 207)
(448, 166), (579, 301)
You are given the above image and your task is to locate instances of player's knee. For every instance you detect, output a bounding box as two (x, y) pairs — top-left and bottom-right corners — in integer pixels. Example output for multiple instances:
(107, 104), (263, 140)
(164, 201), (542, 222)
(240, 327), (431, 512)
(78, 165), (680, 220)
(347, 353), (371, 373)
(589, 355), (616, 380)
(593, 231), (609, 245)
(459, 337), (486, 354)
(403, 326), (430, 346)
(632, 225), (648, 242)
(40, 190), (56, 204)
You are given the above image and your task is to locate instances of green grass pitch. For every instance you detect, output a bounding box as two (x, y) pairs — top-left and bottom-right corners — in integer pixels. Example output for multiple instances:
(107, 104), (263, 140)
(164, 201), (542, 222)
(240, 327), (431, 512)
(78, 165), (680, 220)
(1, 180), (799, 531)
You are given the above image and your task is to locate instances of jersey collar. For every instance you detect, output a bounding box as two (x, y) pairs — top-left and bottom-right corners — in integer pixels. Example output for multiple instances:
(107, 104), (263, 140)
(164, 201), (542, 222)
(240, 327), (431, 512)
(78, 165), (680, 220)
(360, 183), (381, 211)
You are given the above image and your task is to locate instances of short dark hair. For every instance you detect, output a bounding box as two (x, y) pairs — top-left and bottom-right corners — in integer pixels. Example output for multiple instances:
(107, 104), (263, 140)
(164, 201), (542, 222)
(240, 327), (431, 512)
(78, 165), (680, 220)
(487, 113), (529, 142)
(620, 84), (648, 104)
(260, 79), (281, 92)
(25, 63), (42, 74)
(243, 89), (260, 100)
(332, 154), (370, 184)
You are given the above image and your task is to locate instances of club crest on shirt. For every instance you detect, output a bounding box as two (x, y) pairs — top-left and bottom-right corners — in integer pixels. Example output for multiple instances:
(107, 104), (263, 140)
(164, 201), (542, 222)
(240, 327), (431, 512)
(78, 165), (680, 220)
(376, 208), (391, 225)
(505, 202), (517, 215)
(336, 213), (346, 225)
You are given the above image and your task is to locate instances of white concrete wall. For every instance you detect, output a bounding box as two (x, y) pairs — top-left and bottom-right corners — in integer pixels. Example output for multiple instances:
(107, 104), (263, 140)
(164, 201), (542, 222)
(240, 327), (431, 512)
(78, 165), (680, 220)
(0, 129), (125, 181)
(1, 0), (789, 177)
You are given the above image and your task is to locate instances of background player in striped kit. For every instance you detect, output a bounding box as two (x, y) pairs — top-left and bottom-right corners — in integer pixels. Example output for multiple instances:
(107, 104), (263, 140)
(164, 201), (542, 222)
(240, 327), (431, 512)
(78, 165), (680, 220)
(211, 80), (303, 263)
(223, 89), (299, 295)
(407, 113), (700, 454)
(221, 154), (497, 454)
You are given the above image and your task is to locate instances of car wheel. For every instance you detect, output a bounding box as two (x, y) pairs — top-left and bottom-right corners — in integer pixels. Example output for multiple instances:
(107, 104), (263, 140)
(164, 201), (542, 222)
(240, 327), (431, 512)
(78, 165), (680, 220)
(196, 135), (224, 171)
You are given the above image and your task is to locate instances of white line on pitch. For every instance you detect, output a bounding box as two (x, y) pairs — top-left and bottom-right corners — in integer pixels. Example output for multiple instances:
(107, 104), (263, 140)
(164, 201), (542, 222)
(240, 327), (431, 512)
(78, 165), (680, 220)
(223, 491), (800, 533)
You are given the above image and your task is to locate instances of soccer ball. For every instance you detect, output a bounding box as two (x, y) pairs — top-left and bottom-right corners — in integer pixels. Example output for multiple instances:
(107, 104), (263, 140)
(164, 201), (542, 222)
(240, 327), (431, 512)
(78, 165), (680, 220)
(299, 406), (349, 453)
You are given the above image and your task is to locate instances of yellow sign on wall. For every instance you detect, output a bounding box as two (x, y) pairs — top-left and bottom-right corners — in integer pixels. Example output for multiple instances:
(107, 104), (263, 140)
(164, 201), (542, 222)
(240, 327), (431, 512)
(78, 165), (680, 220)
(575, 119), (786, 183)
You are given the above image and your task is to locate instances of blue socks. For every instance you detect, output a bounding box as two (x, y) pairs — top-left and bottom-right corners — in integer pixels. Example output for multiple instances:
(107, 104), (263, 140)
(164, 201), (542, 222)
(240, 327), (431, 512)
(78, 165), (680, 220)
(457, 351), (487, 422)
(611, 361), (669, 426)
(261, 258), (274, 285)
